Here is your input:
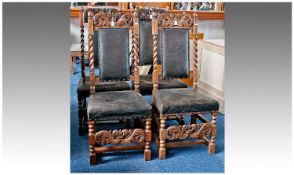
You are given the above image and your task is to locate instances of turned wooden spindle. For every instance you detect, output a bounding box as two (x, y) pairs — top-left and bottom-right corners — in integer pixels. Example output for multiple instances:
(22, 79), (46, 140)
(88, 120), (96, 165)
(129, 8), (138, 76)
(80, 7), (86, 81)
(159, 115), (167, 160)
(209, 112), (217, 155)
(192, 13), (199, 89)
(133, 9), (140, 93)
(130, 30), (135, 75)
(152, 12), (159, 97)
(144, 117), (152, 161)
(88, 10), (95, 95)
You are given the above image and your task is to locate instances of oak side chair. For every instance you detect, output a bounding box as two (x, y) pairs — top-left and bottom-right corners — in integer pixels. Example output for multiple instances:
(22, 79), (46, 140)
(134, 7), (188, 95)
(132, 7), (189, 126)
(77, 8), (133, 136)
(151, 12), (220, 159)
(86, 10), (152, 165)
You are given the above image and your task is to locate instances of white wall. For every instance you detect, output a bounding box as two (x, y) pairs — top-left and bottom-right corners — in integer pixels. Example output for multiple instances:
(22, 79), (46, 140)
(199, 19), (224, 39)
(200, 49), (224, 91)
(70, 17), (88, 44)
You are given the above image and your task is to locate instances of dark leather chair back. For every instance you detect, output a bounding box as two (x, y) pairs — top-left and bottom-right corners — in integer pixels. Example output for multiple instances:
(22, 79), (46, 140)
(98, 28), (130, 81)
(139, 20), (163, 65)
(87, 9), (136, 94)
(139, 20), (153, 65)
(137, 8), (168, 66)
(161, 28), (190, 79)
(93, 32), (99, 66)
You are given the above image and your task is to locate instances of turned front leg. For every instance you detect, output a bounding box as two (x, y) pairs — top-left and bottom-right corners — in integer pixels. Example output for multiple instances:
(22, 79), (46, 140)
(88, 120), (96, 165)
(159, 115), (167, 160)
(144, 117), (152, 161)
(209, 112), (217, 155)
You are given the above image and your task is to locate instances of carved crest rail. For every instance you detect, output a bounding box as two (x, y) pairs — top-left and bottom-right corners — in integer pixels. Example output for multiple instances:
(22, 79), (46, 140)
(158, 12), (194, 27)
(93, 11), (133, 27)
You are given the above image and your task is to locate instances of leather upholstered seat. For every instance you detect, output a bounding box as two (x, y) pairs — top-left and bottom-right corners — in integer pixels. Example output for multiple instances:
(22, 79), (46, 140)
(88, 90), (151, 121)
(77, 76), (132, 97)
(154, 88), (219, 115)
(138, 75), (187, 95)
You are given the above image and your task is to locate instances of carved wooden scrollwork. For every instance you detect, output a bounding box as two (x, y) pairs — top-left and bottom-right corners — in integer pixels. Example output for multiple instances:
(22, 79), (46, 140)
(85, 8), (118, 22)
(93, 11), (133, 27)
(166, 123), (211, 140)
(138, 8), (151, 20)
(116, 13), (133, 26)
(178, 14), (193, 27)
(111, 11), (122, 22)
(158, 13), (173, 27)
(93, 12), (111, 27)
(152, 8), (168, 14)
(137, 7), (168, 20)
(95, 129), (145, 145)
(158, 12), (193, 27)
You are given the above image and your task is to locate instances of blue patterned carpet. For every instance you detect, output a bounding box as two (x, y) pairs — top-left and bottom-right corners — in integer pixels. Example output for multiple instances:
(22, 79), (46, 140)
(70, 61), (224, 173)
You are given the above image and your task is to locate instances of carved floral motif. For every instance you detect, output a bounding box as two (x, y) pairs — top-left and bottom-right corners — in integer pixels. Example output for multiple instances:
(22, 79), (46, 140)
(93, 11), (133, 27)
(158, 12), (193, 27)
(178, 14), (193, 27)
(138, 8), (168, 20)
(166, 123), (211, 140)
(95, 129), (145, 145)
(158, 13), (174, 27)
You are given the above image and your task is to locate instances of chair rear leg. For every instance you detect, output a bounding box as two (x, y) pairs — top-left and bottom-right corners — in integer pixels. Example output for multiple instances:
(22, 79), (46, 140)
(159, 115), (167, 160)
(88, 120), (96, 165)
(78, 94), (84, 136)
(176, 115), (185, 125)
(134, 118), (143, 128)
(144, 117), (152, 161)
(124, 119), (131, 129)
(208, 112), (217, 155)
(191, 113), (197, 124)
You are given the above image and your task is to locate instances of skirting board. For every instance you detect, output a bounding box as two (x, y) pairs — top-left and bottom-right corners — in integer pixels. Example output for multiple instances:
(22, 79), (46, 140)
(198, 80), (225, 114)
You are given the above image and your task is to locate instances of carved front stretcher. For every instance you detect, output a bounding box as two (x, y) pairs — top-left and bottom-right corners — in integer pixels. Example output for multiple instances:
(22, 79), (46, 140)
(165, 123), (211, 140)
(95, 129), (145, 145)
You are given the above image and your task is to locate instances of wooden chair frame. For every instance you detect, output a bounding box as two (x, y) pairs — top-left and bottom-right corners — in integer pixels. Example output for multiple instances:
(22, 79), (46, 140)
(78, 7), (137, 136)
(77, 7), (170, 136)
(135, 8), (186, 124)
(77, 7), (86, 135)
(87, 9), (152, 165)
(151, 11), (218, 159)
